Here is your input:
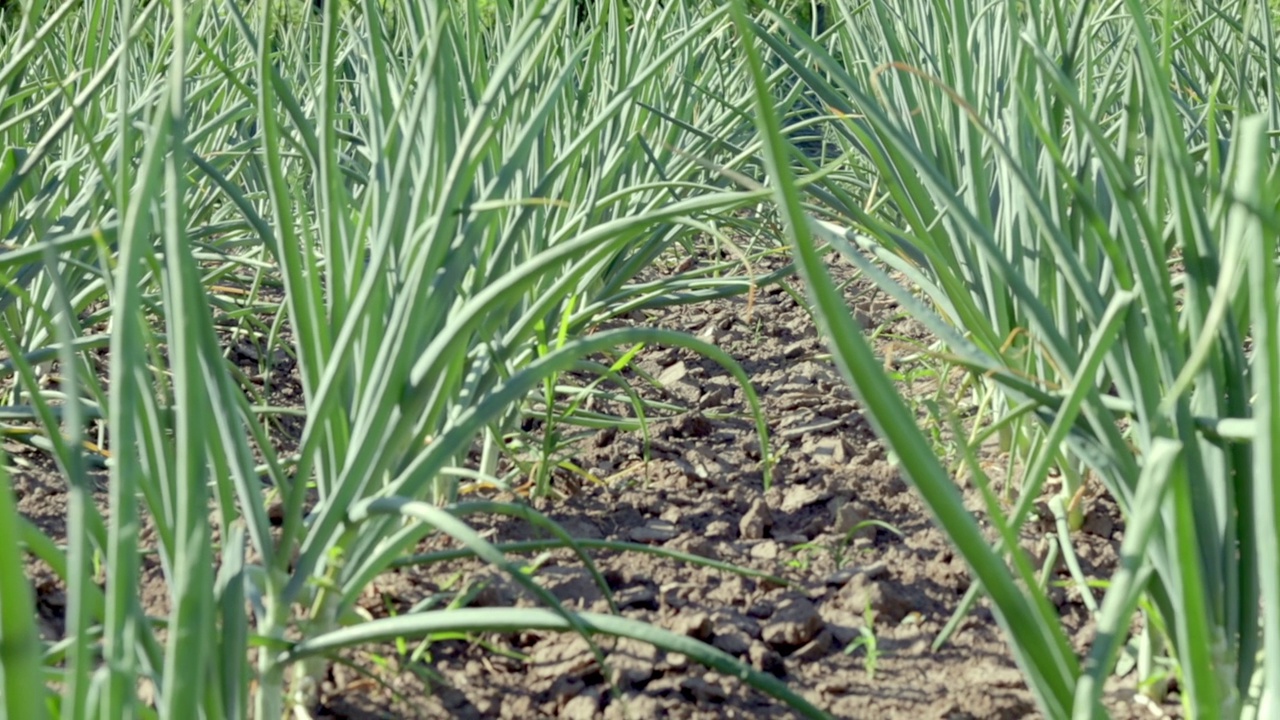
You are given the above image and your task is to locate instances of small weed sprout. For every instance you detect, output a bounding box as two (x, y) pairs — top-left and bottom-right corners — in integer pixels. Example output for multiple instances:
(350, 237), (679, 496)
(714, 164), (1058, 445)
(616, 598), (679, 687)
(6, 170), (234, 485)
(843, 607), (880, 679)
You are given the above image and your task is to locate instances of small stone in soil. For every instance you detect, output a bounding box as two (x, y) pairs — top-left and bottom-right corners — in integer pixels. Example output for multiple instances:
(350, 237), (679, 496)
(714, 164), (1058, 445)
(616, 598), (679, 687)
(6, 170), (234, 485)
(500, 694), (535, 719)
(439, 688), (469, 710)
(629, 519), (678, 543)
(658, 361), (702, 405)
(832, 499), (870, 535)
(538, 566), (604, 607)
(604, 694), (661, 720)
(778, 417), (842, 441)
(549, 676), (586, 702)
(667, 612), (712, 640)
(803, 436), (849, 465)
(712, 628), (752, 656)
(817, 678), (851, 695)
(749, 540), (780, 560)
(780, 482), (831, 512)
(671, 536), (716, 559)
(840, 572), (913, 624)
(657, 360), (688, 385)
(750, 641), (787, 677)
(615, 585), (659, 610)
(682, 676), (729, 704)
(761, 595), (825, 647)
(560, 692), (601, 720)
(825, 567), (859, 586)
(739, 498), (771, 540)
(789, 627), (833, 661)
(530, 636), (596, 680)
(1082, 510), (1115, 538)
(609, 638), (658, 687)
(705, 519), (734, 539)
(477, 695), (501, 716)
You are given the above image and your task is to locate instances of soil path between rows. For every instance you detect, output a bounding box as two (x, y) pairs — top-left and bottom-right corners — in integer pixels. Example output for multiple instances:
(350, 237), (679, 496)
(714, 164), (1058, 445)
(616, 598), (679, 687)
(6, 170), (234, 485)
(12, 255), (1179, 719)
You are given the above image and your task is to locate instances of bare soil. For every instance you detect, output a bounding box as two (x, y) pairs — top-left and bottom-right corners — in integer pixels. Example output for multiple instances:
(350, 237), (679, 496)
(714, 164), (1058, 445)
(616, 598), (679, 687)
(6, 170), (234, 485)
(12, 253), (1181, 719)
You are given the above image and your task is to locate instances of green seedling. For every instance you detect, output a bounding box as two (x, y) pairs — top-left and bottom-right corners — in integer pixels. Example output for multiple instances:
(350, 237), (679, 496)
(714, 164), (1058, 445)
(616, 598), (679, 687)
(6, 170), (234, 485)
(843, 608), (880, 680)
(786, 542), (823, 571)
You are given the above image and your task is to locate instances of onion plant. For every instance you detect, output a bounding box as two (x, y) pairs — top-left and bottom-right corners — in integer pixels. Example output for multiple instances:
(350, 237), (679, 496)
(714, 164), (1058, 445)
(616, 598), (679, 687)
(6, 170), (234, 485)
(0, 0), (835, 718)
(733, 0), (1280, 718)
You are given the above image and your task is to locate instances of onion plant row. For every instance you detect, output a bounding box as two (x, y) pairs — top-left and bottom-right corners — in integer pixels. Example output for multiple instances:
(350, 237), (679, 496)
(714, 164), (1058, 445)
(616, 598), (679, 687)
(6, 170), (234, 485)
(735, 0), (1280, 718)
(0, 0), (835, 718)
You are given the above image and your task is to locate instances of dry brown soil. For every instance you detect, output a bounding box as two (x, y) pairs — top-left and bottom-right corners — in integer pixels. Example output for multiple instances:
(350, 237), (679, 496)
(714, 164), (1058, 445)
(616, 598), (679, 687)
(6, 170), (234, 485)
(11, 253), (1183, 719)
